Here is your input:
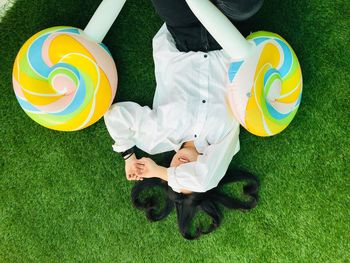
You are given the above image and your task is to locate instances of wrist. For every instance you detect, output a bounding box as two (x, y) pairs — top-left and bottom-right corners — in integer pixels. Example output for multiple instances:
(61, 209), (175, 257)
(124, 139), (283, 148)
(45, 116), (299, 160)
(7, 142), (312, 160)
(156, 166), (168, 181)
(121, 147), (135, 160)
(124, 153), (136, 163)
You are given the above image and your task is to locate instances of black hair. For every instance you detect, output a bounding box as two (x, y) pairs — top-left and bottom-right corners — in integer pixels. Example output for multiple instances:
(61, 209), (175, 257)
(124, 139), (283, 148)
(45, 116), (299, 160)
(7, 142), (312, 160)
(131, 170), (259, 240)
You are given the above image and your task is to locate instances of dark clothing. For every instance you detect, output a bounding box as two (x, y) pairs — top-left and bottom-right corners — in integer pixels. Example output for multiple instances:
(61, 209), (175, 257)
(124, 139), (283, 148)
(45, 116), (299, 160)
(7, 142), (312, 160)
(150, 0), (264, 52)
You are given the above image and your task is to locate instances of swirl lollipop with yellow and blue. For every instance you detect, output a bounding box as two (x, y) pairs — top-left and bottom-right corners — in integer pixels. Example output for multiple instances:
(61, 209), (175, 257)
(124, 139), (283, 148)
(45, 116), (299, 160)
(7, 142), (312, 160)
(186, 0), (303, 137)
(13, 0), (126, 131)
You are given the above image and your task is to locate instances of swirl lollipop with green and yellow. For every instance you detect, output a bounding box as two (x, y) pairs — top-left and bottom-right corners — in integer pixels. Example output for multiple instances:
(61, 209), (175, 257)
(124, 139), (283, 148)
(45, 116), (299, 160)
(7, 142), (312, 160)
(13, 0), (126, 131)
(186, 0), (303, 137)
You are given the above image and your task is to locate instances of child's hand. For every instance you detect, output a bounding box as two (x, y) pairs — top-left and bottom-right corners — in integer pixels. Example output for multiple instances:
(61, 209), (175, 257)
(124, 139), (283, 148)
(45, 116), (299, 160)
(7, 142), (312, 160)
(124, 154), (143, 181)
(135, 157), (168, 181)
(135, 157), (157, 178)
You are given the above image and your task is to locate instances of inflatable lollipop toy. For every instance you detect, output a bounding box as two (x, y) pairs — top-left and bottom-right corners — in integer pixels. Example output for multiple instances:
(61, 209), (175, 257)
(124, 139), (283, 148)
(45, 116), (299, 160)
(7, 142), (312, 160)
(12, 0), (126, 131)
(186, 0), (303, 136)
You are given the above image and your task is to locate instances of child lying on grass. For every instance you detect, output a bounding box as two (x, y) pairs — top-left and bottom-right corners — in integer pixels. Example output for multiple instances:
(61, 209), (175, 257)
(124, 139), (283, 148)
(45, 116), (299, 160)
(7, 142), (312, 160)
(104, 0), (263, 239)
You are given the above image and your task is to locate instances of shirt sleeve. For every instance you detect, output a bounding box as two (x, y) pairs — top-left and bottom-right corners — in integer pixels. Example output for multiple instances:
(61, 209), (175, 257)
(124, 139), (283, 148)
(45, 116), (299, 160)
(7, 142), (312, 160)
(104, 102), (180, 154)
(167, 124), (240, 193)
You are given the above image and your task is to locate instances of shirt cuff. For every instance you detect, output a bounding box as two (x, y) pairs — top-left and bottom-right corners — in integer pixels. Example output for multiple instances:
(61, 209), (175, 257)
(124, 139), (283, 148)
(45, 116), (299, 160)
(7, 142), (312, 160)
(167, 167), (181, 193)
(112, 141), (135, 153)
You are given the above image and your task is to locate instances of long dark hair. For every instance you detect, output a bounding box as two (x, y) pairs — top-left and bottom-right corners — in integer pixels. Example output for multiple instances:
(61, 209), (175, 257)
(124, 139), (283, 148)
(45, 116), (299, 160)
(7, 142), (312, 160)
(131, 170), (259, 240)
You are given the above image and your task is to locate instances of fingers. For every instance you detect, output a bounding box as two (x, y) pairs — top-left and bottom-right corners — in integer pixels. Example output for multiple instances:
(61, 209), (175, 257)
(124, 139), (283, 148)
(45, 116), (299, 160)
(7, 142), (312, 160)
(136, 157), (150, 165)
(126, 173), (143, 181)
(127, 172), (136, 180)
(125, 157), (153, 181)
(134, 175), (143, 181)
(129, 162), (145, 176)
(136, 163), (145, 174)
(135, 159), (147, 176)
(135, 163), (145, 170)
(126, 173), (133, 181)
(136, 159), (145, 165)
(131, 172), (143, 181)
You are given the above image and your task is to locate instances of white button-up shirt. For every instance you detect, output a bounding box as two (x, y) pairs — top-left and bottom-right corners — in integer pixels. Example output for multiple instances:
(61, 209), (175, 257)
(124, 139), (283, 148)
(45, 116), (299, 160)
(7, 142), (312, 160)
(104, 24), (240, 193)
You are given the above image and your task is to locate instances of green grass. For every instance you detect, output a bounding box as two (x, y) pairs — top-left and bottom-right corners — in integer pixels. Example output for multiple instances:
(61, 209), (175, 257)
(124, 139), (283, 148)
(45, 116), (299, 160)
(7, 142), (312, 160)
(0, 0), (349, 262)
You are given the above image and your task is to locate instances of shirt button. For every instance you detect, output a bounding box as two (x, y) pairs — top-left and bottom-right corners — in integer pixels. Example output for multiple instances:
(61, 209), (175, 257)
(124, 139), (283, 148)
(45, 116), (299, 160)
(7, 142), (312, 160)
(204, 54), (208, 58)
(194, 134), (197, 138)
(202, 100), (206, 103)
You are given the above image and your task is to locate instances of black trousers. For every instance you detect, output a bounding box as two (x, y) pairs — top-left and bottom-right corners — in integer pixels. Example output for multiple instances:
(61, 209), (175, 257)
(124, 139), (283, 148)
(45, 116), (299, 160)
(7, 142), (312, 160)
(150, 0), (264, 52)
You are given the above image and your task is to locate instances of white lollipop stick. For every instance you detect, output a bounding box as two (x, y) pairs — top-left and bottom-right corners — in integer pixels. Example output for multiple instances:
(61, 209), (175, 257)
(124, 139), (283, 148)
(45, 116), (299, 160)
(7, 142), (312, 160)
(185, 0), (254, 60)
(84, 0), (126, 43)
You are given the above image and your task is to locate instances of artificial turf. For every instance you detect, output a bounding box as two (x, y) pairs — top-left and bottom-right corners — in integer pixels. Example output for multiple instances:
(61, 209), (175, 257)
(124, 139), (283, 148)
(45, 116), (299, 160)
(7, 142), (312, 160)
(0, 0), (349, 262)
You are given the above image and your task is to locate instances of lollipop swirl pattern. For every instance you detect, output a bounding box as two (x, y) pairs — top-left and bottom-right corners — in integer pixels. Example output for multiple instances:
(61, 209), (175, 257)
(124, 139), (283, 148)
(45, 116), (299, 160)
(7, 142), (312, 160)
(13, 26), (118, 131)
(227, 31), (302, 137)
